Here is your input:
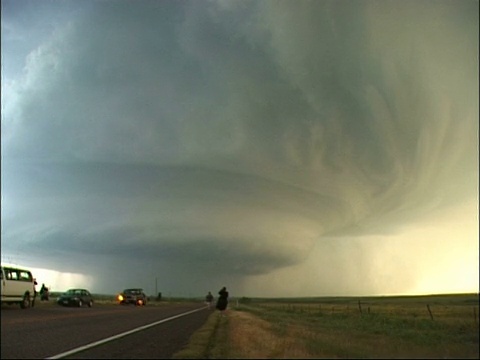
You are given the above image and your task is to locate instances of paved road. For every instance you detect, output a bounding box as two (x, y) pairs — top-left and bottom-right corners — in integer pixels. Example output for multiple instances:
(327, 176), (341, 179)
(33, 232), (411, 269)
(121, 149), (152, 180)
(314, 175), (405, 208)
(1, 302), (212, 359)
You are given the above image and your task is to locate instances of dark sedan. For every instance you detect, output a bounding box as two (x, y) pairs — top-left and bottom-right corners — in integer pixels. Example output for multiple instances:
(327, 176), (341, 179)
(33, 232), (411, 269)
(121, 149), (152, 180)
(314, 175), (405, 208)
(57, 288), (94, 307)
(117, 288), (147, 306)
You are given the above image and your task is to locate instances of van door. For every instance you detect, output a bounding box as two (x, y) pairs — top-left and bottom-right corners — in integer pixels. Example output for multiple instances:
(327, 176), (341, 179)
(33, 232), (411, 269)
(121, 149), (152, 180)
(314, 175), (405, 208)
(0, 267), (5, 299)
(6, 268), (22, 301)
(19, 270), (34, 299)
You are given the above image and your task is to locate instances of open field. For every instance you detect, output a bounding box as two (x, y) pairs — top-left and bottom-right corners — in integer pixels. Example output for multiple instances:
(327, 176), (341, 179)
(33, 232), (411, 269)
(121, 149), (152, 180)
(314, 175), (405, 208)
(173, 293), (480, 359)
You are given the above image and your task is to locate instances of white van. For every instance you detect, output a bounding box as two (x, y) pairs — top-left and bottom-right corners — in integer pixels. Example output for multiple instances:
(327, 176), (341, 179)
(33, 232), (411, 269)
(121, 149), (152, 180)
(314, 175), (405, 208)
(1, 265), (36, 309)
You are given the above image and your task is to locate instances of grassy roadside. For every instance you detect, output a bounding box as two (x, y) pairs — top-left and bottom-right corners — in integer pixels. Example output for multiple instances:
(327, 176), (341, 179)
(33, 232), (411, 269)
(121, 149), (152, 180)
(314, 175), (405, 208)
(172, 293), (480, 359)
(172, 311), (230, 359)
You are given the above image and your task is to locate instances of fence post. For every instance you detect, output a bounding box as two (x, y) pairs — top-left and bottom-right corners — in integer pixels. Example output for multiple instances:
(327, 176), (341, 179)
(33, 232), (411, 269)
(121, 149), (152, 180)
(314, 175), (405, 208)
(426, 304), (434, 320)
(358, 300), (363, 314)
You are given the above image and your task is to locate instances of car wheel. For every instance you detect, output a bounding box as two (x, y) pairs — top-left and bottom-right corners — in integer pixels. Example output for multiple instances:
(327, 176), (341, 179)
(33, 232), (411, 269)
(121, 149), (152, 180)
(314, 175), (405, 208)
(20, 294), (31, 309)
(78, 300), (83, 307)
(88, 300), (93, 307)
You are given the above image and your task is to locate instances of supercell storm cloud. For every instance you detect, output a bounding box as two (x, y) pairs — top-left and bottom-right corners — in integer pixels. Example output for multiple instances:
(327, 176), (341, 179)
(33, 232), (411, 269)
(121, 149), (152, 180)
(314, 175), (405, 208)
(1, 0), (478, 297)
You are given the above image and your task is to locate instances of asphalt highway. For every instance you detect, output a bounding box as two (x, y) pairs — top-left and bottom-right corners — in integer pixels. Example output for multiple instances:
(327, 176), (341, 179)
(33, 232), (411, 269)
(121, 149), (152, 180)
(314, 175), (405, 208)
(1, 301), (213, 359)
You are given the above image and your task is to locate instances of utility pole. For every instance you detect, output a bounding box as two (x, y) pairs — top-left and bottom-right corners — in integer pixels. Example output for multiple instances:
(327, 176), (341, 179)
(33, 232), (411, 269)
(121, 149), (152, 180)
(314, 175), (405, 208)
(155, 277), (158, 296)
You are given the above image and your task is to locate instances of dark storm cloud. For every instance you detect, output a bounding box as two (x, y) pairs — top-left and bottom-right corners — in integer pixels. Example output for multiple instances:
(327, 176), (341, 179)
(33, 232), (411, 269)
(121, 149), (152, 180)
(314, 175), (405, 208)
(2, 162), (340, 275)
(2, 0), (477, 296)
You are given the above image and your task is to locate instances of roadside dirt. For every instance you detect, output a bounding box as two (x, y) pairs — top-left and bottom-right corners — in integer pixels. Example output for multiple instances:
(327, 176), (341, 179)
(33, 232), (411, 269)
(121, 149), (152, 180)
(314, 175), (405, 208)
(227, 310), (314, 359)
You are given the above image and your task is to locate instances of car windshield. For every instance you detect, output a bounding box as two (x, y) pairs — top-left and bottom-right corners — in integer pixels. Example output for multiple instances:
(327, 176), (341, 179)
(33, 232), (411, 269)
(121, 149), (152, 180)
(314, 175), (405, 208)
(124, 289), (142, 294)
(65, 289), (81, 295)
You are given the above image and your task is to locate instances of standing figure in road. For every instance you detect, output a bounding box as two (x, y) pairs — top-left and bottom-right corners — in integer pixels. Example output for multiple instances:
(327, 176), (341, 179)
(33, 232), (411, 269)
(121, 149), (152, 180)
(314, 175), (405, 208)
(32, 279), (38, 307)
(216, 286), (229, 316)
(205, 291), (214, 309)
(40, 283), (49, 301)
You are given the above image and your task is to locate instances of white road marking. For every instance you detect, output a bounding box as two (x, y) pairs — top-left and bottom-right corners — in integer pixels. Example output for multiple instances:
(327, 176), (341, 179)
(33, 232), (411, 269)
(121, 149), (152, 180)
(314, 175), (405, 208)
(45, 306), (208, 359)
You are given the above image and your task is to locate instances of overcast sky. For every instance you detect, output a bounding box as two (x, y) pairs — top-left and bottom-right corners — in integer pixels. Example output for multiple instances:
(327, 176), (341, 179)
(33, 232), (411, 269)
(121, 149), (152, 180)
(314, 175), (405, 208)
(1, 0), (478, 298)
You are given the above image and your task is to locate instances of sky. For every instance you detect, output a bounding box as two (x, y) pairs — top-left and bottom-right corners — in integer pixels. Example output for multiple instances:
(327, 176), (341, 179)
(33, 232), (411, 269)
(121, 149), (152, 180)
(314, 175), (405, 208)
(1, 0), (478, 298)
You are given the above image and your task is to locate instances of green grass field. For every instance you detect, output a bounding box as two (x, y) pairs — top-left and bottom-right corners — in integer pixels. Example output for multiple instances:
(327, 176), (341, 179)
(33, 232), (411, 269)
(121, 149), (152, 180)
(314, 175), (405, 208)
(173, 293), (480, 359)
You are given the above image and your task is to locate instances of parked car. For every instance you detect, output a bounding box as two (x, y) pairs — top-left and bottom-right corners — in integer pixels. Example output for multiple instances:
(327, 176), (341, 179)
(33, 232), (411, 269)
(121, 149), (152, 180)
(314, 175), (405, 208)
(117, 288), (147, 306)
(1, 264), (36, 309)
(57, 288), (94, 307)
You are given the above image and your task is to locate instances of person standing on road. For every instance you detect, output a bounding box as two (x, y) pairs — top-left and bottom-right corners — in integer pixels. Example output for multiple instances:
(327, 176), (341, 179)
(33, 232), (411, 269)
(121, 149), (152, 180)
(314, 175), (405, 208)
(205, 291), (214, 309)
(215, 286), (229, 316)
(40, 283), (49, 301)
(32, 279), (38, 307)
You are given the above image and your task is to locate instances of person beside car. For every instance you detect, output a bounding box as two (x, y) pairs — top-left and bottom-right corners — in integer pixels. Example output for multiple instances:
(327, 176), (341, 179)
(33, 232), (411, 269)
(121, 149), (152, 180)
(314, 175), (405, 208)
(32, 279), (38, 307)
(40, 283), (49, 301)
